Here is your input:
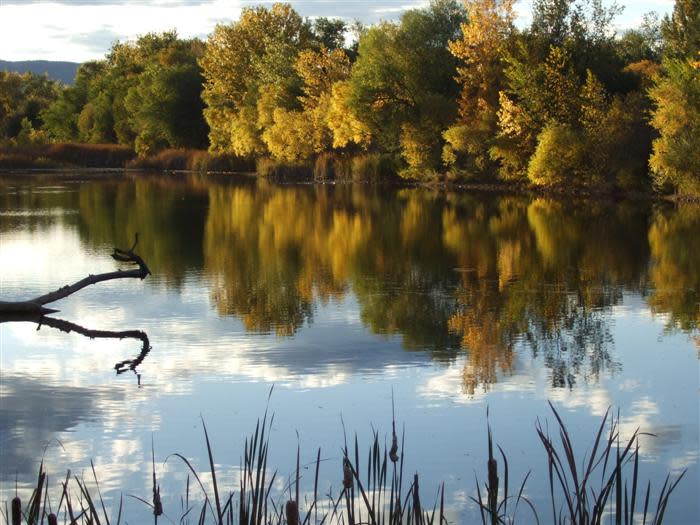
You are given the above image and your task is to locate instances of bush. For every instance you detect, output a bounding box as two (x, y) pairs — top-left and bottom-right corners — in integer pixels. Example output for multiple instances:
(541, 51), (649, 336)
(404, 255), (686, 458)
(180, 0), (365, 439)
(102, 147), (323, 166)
(127, 148), (191, 170)
(45, 143), (135, 167)
(191, 151), (254, 173)
(527, 123), (585, 186)
(442, 123), (495, 181)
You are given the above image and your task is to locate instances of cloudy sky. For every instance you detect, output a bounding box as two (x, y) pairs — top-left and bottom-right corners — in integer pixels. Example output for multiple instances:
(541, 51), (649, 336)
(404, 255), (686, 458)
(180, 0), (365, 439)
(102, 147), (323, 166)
(0, 0), (675, 63)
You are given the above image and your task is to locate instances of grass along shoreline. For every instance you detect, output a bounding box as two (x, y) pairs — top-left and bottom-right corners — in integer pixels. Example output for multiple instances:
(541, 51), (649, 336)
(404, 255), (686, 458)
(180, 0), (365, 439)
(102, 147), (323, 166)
(4, 143), (700, 202)
(2, 402), (687, 525)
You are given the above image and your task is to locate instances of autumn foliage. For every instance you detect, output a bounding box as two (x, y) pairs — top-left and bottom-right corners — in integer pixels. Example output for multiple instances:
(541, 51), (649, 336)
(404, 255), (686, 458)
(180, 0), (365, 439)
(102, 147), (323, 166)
(2, 0), (699, 195)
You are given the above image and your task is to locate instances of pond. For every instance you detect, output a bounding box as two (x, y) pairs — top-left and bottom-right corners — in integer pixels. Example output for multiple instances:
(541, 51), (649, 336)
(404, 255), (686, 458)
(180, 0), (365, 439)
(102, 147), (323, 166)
(0, 173), (698, 523)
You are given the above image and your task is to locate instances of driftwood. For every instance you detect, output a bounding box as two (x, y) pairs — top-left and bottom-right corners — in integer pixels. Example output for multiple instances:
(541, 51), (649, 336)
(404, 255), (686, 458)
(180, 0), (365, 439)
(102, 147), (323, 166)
(0, 235), (152, 379)
(0, 236), (150, 315)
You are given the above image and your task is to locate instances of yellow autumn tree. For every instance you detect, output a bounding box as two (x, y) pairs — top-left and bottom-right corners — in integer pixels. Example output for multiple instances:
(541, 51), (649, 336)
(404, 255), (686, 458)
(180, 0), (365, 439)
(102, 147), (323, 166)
(649, 55), (700, 195)
(263, 47), (357, 161)
(326, 81), (372, 149)
(443, 0), (515, 177)
(200, 3), (312, 156)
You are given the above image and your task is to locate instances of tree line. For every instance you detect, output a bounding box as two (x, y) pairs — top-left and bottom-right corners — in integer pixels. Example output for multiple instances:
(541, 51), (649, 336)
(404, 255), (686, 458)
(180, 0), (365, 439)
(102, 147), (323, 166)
(1, 0), (699, 194)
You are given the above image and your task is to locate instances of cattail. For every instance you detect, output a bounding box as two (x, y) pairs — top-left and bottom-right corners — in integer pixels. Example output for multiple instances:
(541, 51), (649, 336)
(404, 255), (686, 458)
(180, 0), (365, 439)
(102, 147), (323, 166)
(285, 499), (299, 525)
(342, 457), (353, 489)
(390, 390), (399, 463)
(11, 496), (21, 525)
(389, 432), (399, 464)
(153, 484), (163, 517)
(487, 457), (499, 523)
(488, 457), (498, 492)
(412, 473), (422, 519)
(48, 514), (58, 525)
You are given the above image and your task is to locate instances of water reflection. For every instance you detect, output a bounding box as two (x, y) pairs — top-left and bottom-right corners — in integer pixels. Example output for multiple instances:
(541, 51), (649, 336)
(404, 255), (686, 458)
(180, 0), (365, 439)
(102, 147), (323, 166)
(1, 313), (151, 381)
(0, 374), (121, 482)
(199, 181), (666, 392)
(648, 205), (700, 335)
(1, 175), (698, 396)
(1, 174), (698, 523)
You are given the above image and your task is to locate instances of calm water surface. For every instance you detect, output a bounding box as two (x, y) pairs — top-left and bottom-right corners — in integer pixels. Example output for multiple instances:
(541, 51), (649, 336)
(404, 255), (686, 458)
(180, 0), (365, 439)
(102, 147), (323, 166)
(0, 173), (698, 523)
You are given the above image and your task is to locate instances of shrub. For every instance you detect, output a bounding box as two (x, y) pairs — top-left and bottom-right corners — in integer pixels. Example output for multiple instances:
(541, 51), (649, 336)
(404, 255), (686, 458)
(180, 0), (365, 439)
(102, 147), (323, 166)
(45, 143), (135, 168)
(191, 151), (254, 173)
(527, 123), (585, 186)
(0, 142), (135, 168)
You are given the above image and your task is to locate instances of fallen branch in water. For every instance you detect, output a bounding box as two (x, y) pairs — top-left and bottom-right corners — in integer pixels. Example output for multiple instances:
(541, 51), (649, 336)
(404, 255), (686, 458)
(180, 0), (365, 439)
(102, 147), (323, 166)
(0, 235), (150, 315)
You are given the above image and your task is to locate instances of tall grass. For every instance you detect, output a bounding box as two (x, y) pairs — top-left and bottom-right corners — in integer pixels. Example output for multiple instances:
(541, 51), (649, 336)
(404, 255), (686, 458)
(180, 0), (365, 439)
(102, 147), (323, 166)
(312, 153), (399, 183)
(0, 144), (255, 172)
(255, 158), (312, 181)
(536, 402), (686, 525)
(2, 403), (687, 525)
(127, 149), (254, 173)
(472, 410), (537, 525)
(0, 143), (135, 169)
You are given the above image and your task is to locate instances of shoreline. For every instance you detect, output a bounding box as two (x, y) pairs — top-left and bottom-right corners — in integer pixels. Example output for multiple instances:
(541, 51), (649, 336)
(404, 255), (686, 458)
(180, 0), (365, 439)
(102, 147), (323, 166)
(2, 166), (700, 204)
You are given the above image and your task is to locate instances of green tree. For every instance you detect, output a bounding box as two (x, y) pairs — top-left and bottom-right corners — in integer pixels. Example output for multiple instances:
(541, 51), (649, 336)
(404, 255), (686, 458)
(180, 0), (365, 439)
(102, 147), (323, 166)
(616, 13), (662, 65)
(492, 0), (653, 188)
(347, 0), (466, 178)
(661, 0), (700, 59)
(125, 38), (208, 156)
(41, 31), (210, 150)
(312, 17), (348, 51)
(0, 71), (58, 142)
(41, 62), (106, 142)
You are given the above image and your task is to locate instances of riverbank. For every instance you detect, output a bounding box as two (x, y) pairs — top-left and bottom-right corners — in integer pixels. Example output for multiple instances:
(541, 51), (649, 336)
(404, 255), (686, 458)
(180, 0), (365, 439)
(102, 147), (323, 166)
(2, 143), (700, 202)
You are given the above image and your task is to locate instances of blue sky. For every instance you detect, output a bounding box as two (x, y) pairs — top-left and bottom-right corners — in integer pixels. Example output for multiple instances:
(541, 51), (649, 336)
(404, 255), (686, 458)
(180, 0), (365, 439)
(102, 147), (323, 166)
(0, 0), (676, 62)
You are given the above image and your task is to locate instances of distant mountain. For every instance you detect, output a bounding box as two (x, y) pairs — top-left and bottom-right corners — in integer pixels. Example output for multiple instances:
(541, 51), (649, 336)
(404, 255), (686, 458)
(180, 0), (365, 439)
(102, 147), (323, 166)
(0, 60), (80, 85)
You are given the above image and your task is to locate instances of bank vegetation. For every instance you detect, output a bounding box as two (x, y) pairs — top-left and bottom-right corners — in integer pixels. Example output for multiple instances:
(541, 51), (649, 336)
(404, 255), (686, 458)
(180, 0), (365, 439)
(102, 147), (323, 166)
(1, 0), (699, 195)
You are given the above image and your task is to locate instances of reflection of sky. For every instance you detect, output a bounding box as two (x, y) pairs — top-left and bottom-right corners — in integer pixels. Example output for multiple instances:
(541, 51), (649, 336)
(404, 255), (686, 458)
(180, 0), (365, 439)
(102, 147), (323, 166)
(0, 0), (675, 62)
(0, 186), (698, 523)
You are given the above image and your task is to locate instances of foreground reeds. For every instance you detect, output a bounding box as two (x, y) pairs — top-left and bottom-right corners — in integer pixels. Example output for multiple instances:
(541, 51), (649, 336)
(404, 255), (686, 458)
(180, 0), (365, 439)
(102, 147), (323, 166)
(2, 403), (686, 525)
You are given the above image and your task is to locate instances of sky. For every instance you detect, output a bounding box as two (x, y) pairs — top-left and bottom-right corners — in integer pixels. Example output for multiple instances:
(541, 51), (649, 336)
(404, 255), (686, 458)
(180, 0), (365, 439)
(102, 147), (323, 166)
(0, 0), (676, 63)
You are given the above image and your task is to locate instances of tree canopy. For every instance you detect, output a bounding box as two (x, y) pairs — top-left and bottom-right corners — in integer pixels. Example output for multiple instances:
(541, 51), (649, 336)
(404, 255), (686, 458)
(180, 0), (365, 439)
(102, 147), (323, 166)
(5, 0), (700, 196)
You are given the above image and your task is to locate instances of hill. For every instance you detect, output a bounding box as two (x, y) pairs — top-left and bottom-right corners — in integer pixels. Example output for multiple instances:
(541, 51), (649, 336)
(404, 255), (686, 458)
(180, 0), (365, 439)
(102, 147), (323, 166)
(0, 60), (80, 85)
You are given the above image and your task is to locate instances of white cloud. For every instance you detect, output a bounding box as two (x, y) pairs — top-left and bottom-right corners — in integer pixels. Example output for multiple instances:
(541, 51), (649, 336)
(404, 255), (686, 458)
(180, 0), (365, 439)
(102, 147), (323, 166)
(0, 0), (242, 61)
(1, 0), (674, 62)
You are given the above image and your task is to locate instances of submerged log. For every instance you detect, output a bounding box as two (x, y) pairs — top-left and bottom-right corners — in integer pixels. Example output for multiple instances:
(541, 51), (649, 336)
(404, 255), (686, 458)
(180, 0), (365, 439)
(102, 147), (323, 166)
(0, 235), (150, 315)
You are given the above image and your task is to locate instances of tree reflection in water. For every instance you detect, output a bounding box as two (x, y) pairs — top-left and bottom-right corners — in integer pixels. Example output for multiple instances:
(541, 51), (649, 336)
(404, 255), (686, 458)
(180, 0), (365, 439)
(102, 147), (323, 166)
(4, 174), (696, 391)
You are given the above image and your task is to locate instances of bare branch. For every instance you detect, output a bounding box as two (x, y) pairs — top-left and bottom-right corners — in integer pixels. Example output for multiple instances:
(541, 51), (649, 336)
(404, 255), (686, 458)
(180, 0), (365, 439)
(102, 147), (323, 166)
(0, 235), (150, 315)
